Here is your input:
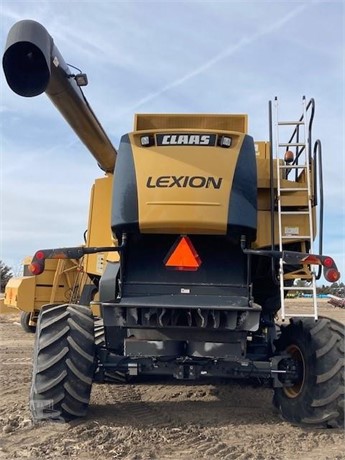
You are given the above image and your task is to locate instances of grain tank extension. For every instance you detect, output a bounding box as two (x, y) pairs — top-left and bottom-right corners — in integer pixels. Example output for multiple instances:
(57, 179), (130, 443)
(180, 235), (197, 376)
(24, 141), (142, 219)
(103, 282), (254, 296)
(3, 20), (344, 428)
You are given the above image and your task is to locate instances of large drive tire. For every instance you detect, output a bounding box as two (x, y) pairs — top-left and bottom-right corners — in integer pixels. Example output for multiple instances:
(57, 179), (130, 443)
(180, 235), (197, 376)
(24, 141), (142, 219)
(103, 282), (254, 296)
(274, 316), (344, 428)
(20, 311), (36, 333)
(30, 304), (95, 422)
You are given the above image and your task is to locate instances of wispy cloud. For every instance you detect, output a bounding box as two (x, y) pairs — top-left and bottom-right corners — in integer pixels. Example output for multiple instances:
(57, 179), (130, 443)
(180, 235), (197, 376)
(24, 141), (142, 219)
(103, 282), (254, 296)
(119, 3), (309, 115)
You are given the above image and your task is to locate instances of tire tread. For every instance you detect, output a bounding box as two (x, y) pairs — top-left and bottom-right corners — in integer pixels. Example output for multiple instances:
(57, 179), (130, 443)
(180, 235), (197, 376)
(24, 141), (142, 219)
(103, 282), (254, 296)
(274, 315), (344, 428)
(30, 304), (95, 422)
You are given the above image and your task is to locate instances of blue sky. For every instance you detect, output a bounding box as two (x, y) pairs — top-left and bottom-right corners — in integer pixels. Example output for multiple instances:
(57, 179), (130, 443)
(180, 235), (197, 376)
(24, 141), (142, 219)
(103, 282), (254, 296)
(0, 0), (344, 283)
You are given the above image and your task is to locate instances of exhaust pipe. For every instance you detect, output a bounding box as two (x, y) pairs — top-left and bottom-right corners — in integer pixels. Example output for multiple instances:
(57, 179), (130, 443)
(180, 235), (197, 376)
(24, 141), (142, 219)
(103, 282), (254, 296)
(3, 20), (116, 172)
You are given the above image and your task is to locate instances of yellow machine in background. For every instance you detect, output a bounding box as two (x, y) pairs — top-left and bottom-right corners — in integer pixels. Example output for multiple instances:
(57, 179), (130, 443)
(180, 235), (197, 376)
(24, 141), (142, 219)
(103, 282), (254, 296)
(4, 174), (115, 330)
(5, 257), (87, 331)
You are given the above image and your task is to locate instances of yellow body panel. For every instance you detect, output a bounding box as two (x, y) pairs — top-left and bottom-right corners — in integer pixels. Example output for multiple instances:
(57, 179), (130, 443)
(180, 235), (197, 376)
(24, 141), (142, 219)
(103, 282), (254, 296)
(254, 141), (267, 159)
(131, 131), (246, 234)
(84, 174), (118, 276)
(257, 157), (310, 210)
(255, 150), (315, 248)
(254, 210), (315, 248)
(256, 157), (283, 188)
(5, 276), (36, 311)
(91, 304), (101, 316)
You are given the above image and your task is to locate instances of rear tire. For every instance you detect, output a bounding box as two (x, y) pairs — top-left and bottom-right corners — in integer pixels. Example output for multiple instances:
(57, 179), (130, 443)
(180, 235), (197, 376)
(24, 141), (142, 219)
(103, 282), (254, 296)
(30, 304), (95, 422)
(274, 316), (344, 428)
(20, 311), (36, 333)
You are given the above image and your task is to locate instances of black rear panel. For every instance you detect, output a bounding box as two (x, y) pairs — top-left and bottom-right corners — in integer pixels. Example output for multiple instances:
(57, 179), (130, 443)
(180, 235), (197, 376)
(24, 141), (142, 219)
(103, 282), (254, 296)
(101, 234), (260, 345)
(121, 234), (248, 298)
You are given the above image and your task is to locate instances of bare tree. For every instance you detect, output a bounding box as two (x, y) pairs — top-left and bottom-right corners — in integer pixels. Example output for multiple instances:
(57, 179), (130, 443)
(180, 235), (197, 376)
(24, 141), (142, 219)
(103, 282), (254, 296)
(0, 260), (13, 292)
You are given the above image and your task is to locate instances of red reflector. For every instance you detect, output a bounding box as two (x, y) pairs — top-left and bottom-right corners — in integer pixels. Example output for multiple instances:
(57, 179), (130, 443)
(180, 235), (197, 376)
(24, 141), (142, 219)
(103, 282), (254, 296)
(29, 262), (43, 275)
(35, 250), (45, 260)
(323, 257), (334, 268)
(302, 255), (321, 265)
(165, 236), (201, 271)
(324, 268), (340, 283)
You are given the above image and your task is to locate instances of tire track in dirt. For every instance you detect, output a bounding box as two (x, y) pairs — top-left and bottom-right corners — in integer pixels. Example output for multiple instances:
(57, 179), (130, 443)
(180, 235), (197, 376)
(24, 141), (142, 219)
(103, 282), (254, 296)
(2, 357), (32, 365)
(90, 381), (276, 460)
(90, 383), (220, 458)
(0, 305), (344, 460)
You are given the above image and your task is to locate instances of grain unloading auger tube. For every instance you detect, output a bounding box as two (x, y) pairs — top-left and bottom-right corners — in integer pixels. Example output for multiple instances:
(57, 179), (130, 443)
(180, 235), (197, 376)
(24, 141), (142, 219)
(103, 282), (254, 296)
(2, 19), (118, 321)
(3, 19), (117, 172)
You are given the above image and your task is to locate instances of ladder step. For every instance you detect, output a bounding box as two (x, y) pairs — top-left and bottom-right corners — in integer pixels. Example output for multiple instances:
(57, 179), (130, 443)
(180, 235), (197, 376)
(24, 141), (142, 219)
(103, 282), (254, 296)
(280, 211), (310, 215)
(278, 121), (305, 126)
(283, 313), (317, 318)
(279, 187), (308, 191)
(283, 286), (314, 291)
(279, 142), (306, 147)
(279, 164), (308, 169)
(281, 235), (312, 239)
(283, 276), (313, 281)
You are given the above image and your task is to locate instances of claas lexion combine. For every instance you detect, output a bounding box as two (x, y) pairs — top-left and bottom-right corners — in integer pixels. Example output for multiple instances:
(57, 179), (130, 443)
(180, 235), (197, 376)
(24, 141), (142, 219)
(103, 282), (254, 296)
(3, 20), (344, 427)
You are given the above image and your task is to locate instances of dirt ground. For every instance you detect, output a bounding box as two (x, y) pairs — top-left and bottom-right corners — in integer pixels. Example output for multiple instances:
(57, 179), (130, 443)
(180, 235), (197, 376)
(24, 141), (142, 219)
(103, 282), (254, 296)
(0, 300), (344, 460)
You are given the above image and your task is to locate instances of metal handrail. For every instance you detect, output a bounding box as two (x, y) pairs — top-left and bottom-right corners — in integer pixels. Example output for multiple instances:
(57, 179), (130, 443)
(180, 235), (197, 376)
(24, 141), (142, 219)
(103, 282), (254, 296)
(268, 100), (278, 283)
(313, 140), (324, 279)
(285, 98), (315, 180)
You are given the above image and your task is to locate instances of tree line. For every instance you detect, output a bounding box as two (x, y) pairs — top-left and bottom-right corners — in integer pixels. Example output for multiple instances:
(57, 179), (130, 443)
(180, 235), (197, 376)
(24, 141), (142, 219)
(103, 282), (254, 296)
(0, 260), (13, 293)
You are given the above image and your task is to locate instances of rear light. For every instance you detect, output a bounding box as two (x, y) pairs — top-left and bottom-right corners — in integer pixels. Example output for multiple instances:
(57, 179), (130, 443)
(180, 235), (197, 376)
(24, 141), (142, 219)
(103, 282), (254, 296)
(28, 250), (47, 275)
(302, 255), (321, 265)
(322, 257), (334, 268)
(29, 262), (44, 275)
(324, 268), (340, 283)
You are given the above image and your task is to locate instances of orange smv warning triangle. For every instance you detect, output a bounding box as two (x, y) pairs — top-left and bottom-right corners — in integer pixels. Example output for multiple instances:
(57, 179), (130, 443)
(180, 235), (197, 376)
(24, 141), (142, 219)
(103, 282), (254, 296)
(164, 236), (201, 271)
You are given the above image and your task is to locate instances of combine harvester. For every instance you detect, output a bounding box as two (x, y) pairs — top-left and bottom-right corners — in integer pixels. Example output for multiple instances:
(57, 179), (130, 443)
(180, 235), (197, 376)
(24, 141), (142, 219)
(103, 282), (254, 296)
(3, 20), (344, 428)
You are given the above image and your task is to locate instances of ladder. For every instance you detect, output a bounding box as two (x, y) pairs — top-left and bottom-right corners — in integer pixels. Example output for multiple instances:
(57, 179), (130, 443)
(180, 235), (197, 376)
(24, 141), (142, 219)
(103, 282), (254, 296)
(274, 96), (318, 320)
